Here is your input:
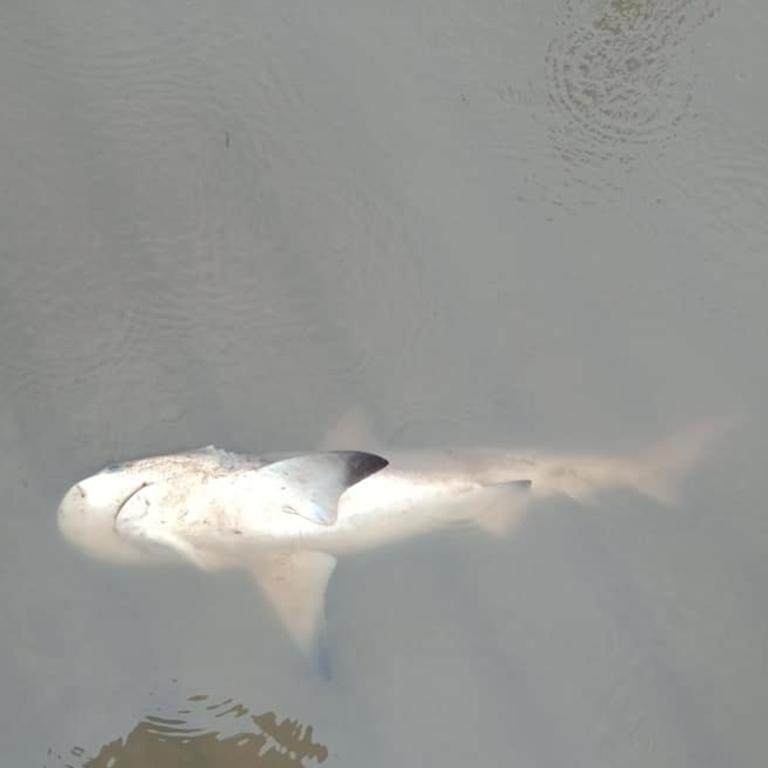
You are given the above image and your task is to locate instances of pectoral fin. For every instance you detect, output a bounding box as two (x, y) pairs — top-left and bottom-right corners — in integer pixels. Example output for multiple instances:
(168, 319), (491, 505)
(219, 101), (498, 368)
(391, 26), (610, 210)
(249, 550), (337, 677)
(257, 451), (388, 525)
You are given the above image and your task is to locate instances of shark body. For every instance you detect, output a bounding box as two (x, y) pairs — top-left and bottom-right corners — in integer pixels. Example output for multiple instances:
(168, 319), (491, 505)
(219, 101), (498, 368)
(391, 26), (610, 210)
(57, 423), (719, 673)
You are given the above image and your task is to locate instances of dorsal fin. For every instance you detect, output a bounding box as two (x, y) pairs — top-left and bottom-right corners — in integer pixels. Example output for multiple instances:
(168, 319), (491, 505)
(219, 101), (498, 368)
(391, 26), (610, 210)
(255, 451), (388, 525)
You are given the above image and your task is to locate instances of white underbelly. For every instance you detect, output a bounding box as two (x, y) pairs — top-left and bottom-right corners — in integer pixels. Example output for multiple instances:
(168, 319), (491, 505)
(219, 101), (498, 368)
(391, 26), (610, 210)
(129, 467), (477, 558)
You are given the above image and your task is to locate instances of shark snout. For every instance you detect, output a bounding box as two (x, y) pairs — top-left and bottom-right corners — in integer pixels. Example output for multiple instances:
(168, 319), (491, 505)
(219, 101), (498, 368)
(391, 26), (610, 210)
(57, 482), (89, 526)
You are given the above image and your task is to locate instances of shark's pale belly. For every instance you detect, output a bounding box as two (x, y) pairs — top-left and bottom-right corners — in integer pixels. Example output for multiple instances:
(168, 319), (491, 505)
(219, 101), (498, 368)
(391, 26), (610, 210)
(115, 464), (502, 560)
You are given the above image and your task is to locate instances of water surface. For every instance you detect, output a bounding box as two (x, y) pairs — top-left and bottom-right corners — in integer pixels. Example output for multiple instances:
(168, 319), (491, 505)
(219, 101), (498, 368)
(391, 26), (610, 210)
(1, 1), (767, 765)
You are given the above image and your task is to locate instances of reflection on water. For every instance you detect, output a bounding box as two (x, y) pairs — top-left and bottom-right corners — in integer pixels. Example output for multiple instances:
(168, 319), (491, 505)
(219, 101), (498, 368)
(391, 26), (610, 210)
(546, 0), (718, 177)
(45, 694), (328, 768)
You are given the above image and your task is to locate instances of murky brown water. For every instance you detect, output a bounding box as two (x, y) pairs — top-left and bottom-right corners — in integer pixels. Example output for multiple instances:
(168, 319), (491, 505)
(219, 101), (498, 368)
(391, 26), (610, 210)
(46, 693), (328, 768)
(1, 0), (767, 765)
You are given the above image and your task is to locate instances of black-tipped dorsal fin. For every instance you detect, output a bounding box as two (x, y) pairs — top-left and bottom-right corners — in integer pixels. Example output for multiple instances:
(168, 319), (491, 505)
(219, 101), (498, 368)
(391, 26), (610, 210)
(255, 451), (388, 526)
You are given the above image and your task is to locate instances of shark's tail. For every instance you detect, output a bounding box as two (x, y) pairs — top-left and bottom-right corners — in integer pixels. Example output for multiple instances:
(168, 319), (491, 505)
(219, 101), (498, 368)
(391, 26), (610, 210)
(619, 419), (735, 506)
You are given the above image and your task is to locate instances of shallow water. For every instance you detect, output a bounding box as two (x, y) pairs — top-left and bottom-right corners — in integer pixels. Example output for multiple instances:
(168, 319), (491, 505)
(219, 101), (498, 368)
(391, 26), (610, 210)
(1, 1), (767, 765)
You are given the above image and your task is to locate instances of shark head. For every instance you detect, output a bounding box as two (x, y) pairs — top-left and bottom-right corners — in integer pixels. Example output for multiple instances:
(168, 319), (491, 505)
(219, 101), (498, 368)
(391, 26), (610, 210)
(57, 458), (168, 564)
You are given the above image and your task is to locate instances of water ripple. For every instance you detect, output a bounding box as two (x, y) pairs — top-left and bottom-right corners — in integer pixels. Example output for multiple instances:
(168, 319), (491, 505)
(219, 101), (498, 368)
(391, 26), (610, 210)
(46, 693), (330, 767)
(546, 0), (718, 169)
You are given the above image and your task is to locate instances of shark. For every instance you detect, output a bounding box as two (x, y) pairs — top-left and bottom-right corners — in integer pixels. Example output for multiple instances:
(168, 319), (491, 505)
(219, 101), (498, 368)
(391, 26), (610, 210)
(57, 419), (722, 674)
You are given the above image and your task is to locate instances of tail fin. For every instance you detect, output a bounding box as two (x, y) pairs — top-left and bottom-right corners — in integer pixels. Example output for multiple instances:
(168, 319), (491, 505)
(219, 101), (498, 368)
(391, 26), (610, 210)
(623, 419), (735, 506)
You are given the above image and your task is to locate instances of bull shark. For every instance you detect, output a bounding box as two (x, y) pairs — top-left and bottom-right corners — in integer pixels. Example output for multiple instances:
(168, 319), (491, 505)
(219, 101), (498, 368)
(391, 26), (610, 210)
(57, 419), (722, 674)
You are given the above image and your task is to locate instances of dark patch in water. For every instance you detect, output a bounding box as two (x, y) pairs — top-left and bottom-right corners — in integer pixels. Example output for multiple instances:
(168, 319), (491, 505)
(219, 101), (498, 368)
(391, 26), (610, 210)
(46, 695), (329, 767)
